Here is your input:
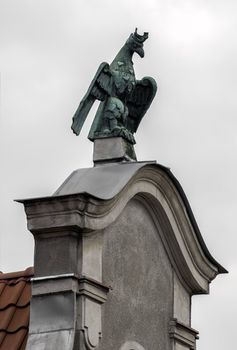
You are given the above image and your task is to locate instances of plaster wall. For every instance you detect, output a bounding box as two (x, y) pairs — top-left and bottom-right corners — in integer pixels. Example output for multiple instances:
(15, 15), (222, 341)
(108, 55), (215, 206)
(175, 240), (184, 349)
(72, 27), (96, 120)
(173, 273), (190, 325)
(98, 198), (173, 350)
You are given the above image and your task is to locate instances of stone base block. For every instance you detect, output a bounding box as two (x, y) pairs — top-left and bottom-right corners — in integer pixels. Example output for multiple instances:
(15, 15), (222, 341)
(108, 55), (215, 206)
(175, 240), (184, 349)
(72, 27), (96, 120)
(93, 137), (137, 164)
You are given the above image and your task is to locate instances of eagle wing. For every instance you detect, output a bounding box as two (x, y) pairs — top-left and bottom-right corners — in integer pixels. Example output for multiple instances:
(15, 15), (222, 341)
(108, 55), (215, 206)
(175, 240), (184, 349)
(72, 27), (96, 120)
(126, 77), (157, 133)
(71, 62), (113, 136)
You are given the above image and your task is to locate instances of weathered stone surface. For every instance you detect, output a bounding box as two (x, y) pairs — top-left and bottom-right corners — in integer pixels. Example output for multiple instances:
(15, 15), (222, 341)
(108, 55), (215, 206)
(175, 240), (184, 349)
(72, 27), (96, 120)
(33, 231), (81, 277)
(26, 330), (77, 350)
(99, 198), (173, 349)
(93, 137), (137, 163)
(169, 319), (198, 349)
(173, 273), (190, 325)
(19, 162), (226, 349)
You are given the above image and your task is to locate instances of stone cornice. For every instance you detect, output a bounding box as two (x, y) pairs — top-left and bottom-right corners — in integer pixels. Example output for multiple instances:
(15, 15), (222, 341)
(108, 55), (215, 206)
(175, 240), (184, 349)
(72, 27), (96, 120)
(169, 318), (199, 349)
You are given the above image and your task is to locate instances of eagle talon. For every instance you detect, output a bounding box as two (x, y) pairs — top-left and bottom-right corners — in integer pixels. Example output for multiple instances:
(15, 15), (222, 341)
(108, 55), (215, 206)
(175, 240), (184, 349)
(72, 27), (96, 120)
(112, 127), (122, 137)
(103, 128), (110, 134)
(112, 126), (121, 132)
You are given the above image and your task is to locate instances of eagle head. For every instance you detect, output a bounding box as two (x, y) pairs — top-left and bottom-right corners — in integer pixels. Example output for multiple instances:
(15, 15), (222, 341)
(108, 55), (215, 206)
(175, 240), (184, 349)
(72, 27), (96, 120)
(126, 28), (149, 58)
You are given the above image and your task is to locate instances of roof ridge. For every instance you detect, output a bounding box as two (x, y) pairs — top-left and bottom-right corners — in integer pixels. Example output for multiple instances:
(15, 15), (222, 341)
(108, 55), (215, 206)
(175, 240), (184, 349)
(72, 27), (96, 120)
(0, 267), (34, 280)
(0, 277), (32, 285)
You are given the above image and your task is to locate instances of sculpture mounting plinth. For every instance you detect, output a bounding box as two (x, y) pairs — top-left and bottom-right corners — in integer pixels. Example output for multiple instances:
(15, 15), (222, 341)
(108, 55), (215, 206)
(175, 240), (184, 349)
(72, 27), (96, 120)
(93, 137), (137, 165)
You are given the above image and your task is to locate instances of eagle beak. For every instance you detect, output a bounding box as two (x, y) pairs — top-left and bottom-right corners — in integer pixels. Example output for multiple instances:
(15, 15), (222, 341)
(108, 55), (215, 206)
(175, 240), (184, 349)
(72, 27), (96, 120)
(136, 47), (145, 58)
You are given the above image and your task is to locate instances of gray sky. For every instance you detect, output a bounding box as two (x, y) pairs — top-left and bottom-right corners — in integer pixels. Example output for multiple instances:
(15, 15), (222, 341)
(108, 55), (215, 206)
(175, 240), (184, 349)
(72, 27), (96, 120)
(0, 0), (236, 349)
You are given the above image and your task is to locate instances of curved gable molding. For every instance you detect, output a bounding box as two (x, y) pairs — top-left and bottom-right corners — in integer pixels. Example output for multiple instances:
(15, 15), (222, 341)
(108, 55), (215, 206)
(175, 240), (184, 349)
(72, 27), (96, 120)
(19, 163), (226, 295)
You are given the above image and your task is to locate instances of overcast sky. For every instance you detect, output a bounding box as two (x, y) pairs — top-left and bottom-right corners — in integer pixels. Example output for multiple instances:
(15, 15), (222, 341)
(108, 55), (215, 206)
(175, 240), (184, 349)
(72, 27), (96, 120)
(0, 1), (236, 349)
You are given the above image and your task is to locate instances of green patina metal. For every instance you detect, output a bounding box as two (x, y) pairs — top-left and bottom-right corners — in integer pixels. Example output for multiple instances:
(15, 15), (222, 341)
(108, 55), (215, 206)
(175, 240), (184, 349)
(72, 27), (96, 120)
(71, 29), (157, 145)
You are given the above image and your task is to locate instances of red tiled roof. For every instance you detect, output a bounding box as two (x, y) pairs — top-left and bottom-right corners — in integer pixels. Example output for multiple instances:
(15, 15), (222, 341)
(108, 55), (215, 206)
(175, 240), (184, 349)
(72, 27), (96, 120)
(0, 267), (33, 350)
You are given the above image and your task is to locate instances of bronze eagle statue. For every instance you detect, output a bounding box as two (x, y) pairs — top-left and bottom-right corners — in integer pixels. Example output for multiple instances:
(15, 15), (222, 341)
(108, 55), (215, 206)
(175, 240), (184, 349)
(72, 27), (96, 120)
(71, 29), (157, 145)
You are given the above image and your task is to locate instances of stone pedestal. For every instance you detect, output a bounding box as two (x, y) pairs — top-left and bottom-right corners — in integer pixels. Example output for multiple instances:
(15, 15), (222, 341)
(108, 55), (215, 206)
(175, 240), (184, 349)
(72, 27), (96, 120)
(19, 162), (226, 350)
(93, 137), (137, 164)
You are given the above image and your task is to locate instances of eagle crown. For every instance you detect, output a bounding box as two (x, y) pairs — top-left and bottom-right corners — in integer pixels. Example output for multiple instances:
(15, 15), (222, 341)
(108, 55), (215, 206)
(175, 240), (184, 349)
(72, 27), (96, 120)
(125, 28), (149, 58)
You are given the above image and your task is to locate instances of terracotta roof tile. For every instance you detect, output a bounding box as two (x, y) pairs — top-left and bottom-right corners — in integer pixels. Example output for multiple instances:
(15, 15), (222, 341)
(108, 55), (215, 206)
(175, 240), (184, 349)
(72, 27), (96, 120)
(0, 329), (28, 350)
(0, 282), (26, 310)
(0, 284), (5, 296)
(19, 335), (27, 350)
(0, 267), (33, 350)
(16, 284), (31, 308)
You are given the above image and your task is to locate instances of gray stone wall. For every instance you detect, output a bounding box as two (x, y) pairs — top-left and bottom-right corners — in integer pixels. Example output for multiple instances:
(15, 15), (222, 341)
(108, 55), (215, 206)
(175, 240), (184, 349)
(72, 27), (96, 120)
(173, 273), (191, 325)
(99, 198), (173, 350)
(22, 162), (224, 349)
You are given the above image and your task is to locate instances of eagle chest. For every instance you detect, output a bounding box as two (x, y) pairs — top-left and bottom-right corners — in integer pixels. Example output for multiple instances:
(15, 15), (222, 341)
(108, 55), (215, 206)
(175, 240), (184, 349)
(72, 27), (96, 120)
(112, 61), (135, 96)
